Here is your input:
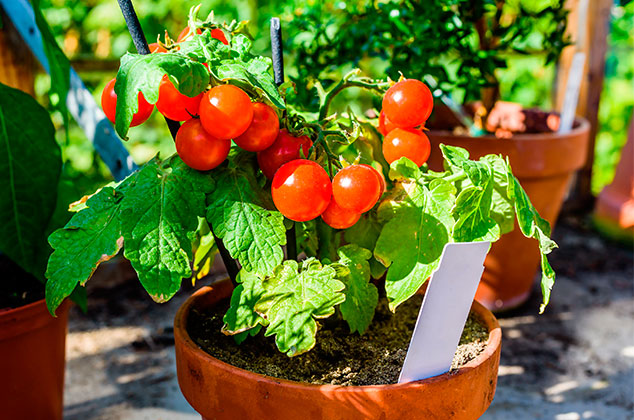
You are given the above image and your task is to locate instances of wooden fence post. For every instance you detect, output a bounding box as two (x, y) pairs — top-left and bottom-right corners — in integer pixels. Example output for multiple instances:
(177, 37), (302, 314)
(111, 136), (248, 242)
(0, 7), (35, 94)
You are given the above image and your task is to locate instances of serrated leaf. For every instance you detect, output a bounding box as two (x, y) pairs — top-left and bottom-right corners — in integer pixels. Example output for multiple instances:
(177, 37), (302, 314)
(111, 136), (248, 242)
(337, 245), (378, 334)
(508, 175), (558, 312)
(482, 155), (515, 234)
(344, 213), (386, 279)
(114, 53), (208, 139)
(223, 270), (267, 335)
(192, 219), (217, 283)
(206, 167), (286, 277)
(121, 157), (213, 302)
(452, 184), (501, 242)
(0, 83), (61, 279)
(255, 259), (345, 356)
(45, 187), (124, 314)
(389, 157), (422, 181)
(374, 179), (455, 311)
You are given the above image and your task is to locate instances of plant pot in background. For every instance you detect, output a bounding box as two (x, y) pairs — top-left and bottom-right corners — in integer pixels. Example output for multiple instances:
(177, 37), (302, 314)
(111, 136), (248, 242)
(174, 279), (502, 420)
(0, 299), (70, 420)
(427, 118), (590, 311)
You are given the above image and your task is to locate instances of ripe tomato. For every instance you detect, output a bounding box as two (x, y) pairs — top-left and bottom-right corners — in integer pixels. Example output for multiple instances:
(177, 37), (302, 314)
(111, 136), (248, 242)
(234, 102), (280, 152)
(257, 129), (313, 179)
(332, 165), (381, 213)
(156, 75), (203, 121)
(378, 110), (398, 136)
(101, 78), (153, 127)
(382, 79), (433, 128)
(321, 200), (360, 229)
(175, 118), (230, 171)
(360, 164), (386, 196)
(199, 84), (253, 140)
(148, 42), (167, 53)
(382, 128), (431, 167)
(272, 160), (332, 222)
(177, 26), (228, 45)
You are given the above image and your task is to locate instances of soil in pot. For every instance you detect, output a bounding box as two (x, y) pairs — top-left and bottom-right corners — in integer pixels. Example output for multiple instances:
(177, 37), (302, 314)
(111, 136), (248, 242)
(188, 294), (488, 386)
(0, 254), (44, 310)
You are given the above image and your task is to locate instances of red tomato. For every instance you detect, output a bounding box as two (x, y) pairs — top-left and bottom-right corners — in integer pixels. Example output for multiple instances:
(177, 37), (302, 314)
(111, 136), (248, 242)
(382, 79), (433, 128)
(382, 128), (431, 167)
(234, 102), (280, 152)
(272, 159), (332, 222)
(148, 42), (167, 53)
(156, 75), (203, 121)
(199, 84), (253, 140)
(175, 118), (230, 171)
(332, 164), (381, 213)
(321, 200), (360, 229)
(178, 26), (228, 45)
(378, 110), (398, 136)
(257, 129), (313, 179)
(360, 164), (386, 196)
(101, 78), (153, 127)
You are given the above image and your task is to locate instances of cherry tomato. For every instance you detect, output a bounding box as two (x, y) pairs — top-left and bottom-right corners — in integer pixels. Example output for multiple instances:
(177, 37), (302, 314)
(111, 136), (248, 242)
(332, 165), (381, 213)
(382, 79), (433, 128)
(178, 26), (228, 45)
(175, 118), (230, 171)
(257, 129), (313, 179)
(101, 78), (154, 127)
(234, 102), (280, 152)
(156, 75), (203, 121)
(382, 128), (431, 167)
(378, 110), (398, 136)
(360, 164), (386, 196)
(148, 42), (167, 53)
(199, 84), (253, 140)
(321, 200), (360, 229)
(272, 159), (332, 222)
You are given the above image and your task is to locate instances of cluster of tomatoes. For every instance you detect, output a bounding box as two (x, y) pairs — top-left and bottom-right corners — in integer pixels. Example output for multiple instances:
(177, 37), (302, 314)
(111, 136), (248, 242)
(379, 79), (433, 167)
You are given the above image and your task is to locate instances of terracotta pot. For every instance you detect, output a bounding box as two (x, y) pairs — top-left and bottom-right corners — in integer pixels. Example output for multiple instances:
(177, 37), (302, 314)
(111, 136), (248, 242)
(427, 118), (590, 310)
(0, 299), (70, 420)
(175, 279), (502, 420)
(594, 114), (634, 242)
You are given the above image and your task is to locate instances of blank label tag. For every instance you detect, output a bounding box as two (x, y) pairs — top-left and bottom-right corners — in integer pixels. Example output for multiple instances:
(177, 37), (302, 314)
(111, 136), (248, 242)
(398, 241), (490, 383)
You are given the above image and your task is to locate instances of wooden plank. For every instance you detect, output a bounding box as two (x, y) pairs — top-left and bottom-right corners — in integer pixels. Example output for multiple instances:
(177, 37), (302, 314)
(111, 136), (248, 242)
(0, 8), (35, 95)
(556, 0), (612, 209)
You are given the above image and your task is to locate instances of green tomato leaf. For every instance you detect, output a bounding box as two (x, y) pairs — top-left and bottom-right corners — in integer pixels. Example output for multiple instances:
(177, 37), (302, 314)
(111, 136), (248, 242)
(206, 167), (286, 277)
(255, 259), (345, 356)
(114, 52), (209, 139)
(223, 270), (267, 335)
(121, 157), (213, 302)
(374, 179), (455, 311)
(0, 83), (61, 279)
(482, 155), (515, 234)
(336, 245), (378, 334)
(508, 175), (558, 313)
(344, 213), (386, 279)
(389, 157), (422, 181)
(45, 186), (124, 314)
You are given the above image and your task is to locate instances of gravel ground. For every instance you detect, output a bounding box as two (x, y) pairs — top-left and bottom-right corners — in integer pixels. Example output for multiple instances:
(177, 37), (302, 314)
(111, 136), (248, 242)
(63, 215), (633, 419)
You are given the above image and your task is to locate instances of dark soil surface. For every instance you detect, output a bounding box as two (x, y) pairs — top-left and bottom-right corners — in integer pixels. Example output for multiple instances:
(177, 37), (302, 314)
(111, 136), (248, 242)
(188, 295), (488, 386)
(0, 254), (45, 310)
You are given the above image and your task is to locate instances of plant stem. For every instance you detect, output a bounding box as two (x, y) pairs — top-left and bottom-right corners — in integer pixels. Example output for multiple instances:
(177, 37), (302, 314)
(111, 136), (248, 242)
(318, 69), (391, 121)
(117, 0), (238, 287)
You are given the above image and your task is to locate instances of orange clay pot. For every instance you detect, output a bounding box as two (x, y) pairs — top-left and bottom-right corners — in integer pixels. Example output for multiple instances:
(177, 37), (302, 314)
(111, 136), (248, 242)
(0, 299), (70, 420)
(175, 279), (502, 420)
(594, 115), (634, 242)
(427, 118), (590, 311)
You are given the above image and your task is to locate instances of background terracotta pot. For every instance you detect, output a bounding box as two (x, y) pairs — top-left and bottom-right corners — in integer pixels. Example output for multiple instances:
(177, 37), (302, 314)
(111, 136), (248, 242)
(175, 279), (502, 420)
(0, 299), (70, 420)
(427, 118), (590, 310)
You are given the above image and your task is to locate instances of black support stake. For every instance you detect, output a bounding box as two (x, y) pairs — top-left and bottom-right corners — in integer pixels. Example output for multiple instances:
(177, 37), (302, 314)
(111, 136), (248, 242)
(117, 0), (239, 287)
(270, 17), (297, 262)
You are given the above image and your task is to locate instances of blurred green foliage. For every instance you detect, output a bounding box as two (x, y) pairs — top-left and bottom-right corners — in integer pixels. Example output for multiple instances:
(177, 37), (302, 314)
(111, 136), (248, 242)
(30, 0), (634, 199)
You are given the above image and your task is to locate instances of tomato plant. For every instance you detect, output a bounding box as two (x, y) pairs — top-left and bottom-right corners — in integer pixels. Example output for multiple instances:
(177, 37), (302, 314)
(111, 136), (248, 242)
(45, 8), (559, 359)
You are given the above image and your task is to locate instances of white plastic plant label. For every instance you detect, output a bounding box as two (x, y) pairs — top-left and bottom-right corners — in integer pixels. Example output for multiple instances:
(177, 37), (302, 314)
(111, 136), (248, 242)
(398, 241), (490, 383)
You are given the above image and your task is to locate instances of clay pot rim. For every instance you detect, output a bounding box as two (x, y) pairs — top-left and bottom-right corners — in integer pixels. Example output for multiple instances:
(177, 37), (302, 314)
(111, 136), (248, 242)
(428, 116), (590, 141)
(174, 279), (502, 392)
(0, 298), (69, 340)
